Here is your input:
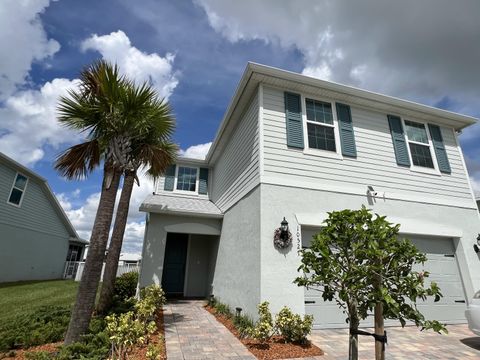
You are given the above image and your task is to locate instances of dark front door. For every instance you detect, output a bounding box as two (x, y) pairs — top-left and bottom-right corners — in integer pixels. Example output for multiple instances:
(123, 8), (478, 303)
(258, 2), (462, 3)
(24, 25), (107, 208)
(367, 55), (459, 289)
(162, 233), (188, 296)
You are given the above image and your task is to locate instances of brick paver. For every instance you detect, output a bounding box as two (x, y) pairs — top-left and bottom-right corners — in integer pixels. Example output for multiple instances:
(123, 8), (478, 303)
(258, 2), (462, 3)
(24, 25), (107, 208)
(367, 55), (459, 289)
(164, 300), (480, 359)
(310, 324), (480, 360)
(163, 299), (255, 360)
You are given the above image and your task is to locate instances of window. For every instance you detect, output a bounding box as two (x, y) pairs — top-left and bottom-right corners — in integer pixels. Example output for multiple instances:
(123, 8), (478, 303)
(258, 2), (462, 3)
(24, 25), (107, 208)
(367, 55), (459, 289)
(8, 173), (28, 206)
(305, 98), (336, 152)
(176, 166), (198, 192)
(404, 120), (434, 168)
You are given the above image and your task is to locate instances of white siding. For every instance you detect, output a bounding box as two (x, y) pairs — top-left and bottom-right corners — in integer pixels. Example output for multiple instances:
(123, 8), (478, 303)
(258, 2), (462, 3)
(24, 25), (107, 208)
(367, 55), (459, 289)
(262, 86), (473, 207)
(210, 91), (260, 211)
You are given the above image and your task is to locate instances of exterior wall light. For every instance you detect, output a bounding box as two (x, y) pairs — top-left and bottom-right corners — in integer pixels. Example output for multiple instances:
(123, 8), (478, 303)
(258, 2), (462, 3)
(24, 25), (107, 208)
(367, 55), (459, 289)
(281, 217), (289, 232)
(474, 234), (480, 253)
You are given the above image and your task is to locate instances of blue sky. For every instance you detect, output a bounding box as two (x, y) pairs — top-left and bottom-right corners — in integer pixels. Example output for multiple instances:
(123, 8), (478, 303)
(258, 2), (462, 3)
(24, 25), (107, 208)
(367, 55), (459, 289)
(1, 0), (480, 254)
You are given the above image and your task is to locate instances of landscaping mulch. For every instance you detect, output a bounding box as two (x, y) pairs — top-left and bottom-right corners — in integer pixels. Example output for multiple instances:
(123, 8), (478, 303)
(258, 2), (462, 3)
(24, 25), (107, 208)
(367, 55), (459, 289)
(205, 305), (324, 360)
(0, 342), (62, 360)
(130, 308), (167, 360)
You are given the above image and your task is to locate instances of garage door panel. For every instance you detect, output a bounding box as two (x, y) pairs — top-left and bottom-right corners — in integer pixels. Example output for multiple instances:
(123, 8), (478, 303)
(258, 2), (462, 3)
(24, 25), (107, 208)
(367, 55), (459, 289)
(303, 234), (466, 329)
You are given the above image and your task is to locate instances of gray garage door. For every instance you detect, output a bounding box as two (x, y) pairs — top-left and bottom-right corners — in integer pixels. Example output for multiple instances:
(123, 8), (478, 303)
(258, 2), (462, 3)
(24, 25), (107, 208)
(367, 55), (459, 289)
(303, 231), (466, 329)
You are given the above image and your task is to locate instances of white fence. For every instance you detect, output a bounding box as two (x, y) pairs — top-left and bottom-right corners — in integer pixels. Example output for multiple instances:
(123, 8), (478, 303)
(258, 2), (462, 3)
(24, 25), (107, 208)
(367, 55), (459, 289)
(63, 261), (140, 281)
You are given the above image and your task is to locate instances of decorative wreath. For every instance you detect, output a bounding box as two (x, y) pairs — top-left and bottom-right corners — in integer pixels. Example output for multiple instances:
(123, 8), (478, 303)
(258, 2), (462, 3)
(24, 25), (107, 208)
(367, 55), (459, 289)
(273, 227), (293, 249)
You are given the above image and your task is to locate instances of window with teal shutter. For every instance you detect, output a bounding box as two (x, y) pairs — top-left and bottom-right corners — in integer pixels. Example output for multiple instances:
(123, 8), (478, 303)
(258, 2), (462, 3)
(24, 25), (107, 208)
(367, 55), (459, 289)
(284, 92), (304, 149)
(163, 164), (176, 191)
(387, 115), (411, 166)
(305, 98), (336, 152)
(336, 103), (357, 157)
(428, 124), (451, 174)
(199, 168), (209, 194)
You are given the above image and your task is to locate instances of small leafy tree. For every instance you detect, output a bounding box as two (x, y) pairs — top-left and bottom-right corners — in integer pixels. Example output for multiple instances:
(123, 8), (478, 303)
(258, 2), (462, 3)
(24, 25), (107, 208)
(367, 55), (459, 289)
(294, 206), (446, 360)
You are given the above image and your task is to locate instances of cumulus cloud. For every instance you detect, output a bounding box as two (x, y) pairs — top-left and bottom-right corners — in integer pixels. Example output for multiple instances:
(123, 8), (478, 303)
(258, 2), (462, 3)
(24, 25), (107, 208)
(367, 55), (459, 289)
(0, 0), (60, 100)
(195, 0), (480, 115)
(58, 170), (155, 255)
(82, 30), (179, 100)
(0, 78), (83, 165)
(179, 142), (212, 159)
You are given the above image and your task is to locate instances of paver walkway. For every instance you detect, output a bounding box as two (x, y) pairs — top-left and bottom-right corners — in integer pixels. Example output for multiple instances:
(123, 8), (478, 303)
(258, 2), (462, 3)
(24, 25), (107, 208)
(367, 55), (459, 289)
(310, 324), (480, 360)
(164, 300), (480, 360)
(164, 300), (255, 359)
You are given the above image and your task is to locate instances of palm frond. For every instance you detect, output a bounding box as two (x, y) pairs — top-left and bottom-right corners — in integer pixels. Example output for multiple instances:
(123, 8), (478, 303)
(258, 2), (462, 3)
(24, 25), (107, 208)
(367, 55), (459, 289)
(54, 140), (101, 180)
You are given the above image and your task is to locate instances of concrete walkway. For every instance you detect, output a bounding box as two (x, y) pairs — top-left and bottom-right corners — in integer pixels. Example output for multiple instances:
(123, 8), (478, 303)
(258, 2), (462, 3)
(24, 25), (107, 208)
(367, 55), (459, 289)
(163, 300), (255, 360)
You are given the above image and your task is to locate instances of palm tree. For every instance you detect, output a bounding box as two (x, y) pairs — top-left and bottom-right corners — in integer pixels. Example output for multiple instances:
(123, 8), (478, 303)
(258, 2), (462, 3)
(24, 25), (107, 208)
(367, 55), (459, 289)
(56, 60), (142, 344)
(96, 85), (177, 315)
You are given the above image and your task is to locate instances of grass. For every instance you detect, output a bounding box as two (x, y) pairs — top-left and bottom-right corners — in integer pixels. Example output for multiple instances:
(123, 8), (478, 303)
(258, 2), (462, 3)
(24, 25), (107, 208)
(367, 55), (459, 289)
(0, 280), (78, 324)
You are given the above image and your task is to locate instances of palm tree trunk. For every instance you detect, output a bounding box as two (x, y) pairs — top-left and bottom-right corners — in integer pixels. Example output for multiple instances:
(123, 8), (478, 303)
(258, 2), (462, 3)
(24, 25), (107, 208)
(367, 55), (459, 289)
(64, 165), (121, 345)
(97, 170), (136, 314)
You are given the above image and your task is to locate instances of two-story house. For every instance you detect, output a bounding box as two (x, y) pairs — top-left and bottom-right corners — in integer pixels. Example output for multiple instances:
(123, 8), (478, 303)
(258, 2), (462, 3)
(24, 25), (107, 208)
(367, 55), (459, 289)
(138, 63), (480, 329)
(0, 152), (87, 282)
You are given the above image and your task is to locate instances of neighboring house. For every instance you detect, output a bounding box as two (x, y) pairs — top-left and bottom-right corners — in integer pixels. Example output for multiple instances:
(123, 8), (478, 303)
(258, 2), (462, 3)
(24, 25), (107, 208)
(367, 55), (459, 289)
(0, 152), (87, 282)
(119, 253), (141, 266)
(139, 63), (480, 329)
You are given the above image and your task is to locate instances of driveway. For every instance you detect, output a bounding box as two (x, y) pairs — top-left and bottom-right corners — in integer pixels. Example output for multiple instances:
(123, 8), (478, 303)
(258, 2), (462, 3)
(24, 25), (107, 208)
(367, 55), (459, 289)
(310, 324), (480, 360)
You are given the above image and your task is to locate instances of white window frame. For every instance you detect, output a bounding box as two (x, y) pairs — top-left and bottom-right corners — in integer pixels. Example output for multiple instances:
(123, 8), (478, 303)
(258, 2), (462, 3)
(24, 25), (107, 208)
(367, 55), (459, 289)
(401, 118), (441, 175)
(301, 94), (343, 159)
(7, 172), (29, 207)
(173, 166), (200, 194)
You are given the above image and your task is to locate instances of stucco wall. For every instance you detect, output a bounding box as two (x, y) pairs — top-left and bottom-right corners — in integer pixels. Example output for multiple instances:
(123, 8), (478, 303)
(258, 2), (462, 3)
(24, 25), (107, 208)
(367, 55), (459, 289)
(0, 222), (69, 282)
(184, 235), (218, 297)
(211, 185), (261, 318)
(259, 183), (480, 316)
(139, 213), (222, 288)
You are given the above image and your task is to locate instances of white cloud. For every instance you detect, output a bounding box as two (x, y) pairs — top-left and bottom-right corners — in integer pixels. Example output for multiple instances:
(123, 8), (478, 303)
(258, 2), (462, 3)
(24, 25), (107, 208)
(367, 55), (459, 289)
(179, 142), (212, 159)
(0, 0), (60, 100)
(0, 78), (83, 165)
(82, 30), (179, 100)
(58, 170), (155, 255)
(195, 0), (480, 113)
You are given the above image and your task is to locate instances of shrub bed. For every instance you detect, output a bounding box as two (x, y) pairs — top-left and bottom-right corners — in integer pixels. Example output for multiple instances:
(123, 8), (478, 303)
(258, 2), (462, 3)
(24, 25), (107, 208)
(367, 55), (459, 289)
(205, 299), (323, 359)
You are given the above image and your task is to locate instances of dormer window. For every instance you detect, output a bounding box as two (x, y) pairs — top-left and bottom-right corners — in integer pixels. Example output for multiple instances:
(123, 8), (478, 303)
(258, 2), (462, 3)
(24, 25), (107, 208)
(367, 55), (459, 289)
(8, 173), (28, 206)
(176, 166), (198, 192)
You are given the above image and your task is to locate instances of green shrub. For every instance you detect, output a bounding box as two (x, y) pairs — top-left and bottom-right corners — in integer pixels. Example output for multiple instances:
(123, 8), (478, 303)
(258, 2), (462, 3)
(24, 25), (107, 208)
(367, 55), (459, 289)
(213, 302), (232, 317)
(275, 306), (313, 343)
(233, 314), (254, 338)
(0, 306), (70, 351)
(146, 342), (162, 360)
(113, 272), (139, 301)
(249, 302), (274, 342)
(56, 316), (110, 360)
(106, 311), (146, 359)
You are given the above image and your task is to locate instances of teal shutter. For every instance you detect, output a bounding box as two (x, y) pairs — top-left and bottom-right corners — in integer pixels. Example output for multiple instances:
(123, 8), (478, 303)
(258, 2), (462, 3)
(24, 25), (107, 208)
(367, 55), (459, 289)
(387, 115), (410, 167)
(164, 164), (176, 191)
(428, 124), (451, 174)
(336, 103), (357, 157)
(284, 92), (304, 149)
(199, 168), (209, 194)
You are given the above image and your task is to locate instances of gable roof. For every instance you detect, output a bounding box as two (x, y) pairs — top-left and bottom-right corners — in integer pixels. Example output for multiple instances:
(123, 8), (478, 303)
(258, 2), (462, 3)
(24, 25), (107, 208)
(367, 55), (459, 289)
(0, 152), (85, 243)
(206, 62), (478, 164)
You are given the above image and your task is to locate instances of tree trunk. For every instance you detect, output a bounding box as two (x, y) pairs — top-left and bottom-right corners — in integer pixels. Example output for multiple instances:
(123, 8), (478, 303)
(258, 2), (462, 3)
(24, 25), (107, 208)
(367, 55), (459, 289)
(374, 302), (385, 360)
(97, 170), (136, 314)
(64, 165), (121, 345)
(349, 315), (359, 360)
(348, 302), (359, 360)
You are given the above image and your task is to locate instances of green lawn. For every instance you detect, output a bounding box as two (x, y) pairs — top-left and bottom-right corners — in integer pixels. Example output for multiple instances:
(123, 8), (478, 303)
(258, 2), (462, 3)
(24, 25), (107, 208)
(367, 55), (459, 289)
(0, 280), (79, 324)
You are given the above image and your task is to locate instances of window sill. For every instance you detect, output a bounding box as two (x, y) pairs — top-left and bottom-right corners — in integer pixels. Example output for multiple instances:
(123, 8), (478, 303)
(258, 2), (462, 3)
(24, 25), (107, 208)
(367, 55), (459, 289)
(303, 148), (343, 160)
(409, 166), (441, 176)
